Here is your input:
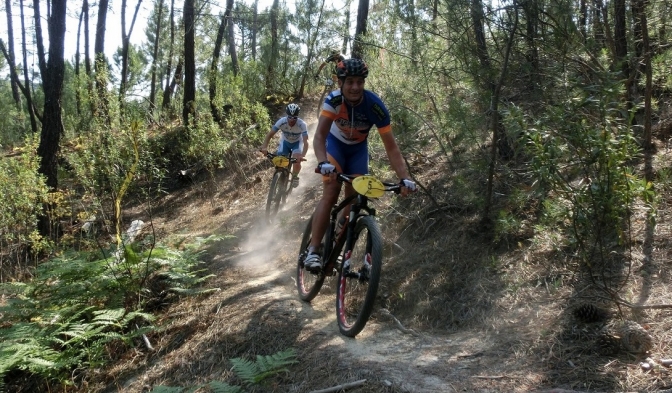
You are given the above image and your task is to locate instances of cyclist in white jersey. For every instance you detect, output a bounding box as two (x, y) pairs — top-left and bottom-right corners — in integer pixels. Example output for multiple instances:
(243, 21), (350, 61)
(260, 103), (309, 188)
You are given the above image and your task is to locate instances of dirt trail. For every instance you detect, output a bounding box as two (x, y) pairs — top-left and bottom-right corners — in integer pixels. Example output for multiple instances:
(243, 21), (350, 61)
(114, 120), (552, 393)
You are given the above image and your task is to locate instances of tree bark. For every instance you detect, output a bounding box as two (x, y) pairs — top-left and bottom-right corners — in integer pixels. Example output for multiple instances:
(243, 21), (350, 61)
(119, 0), (144, 105)
(149, 0), (165, 116)
(252, 0), (258, 61)
(162, 0), (176, 109)
(19, 0), (39, 132)
(4, 0), (21, 108)
(226, 0), (239, 76)
(94, 0), (111, 121)
(209, 11), (229, 123)
(352, 0), (369, 58)
(266, 0), (279, 91)
(37, 0), (67, 238)
(183, 0), (196, 126)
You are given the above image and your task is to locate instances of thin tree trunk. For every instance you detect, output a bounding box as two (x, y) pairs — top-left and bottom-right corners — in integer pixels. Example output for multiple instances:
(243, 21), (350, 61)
(119, 0), (144, 107)
(19, 0), (38, 132)
(162, 0), (176, 109)
(33, 0), (47, 78)
(226, 0), (239, 76)
(266, 0), (279, 91)
(483, 1), (518, 225)
(94, 0), (111, 122)
(183, 0), (196, 126)
(298, 0), (326, 98)
(252, 0), (258, 61)
(4, 0), (21, 108)
(149, 0), (165, 116)
(352, 0), (369, 58)
(209, 11), (228, 123)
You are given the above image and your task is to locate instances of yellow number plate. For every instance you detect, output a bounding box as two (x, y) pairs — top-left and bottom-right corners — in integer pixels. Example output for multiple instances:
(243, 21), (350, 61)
(352, 175), (385, 198)
(272, 156), (290, 168)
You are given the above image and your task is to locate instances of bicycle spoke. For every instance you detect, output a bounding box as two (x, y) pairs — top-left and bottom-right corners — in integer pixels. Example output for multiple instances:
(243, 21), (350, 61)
(336, 216), (382, 337)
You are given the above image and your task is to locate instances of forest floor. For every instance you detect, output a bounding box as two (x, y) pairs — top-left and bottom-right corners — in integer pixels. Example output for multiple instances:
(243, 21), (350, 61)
(86, 100), (672, 393)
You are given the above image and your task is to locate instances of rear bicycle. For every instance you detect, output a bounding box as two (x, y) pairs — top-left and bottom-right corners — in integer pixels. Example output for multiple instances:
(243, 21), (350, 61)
(264, 153), (294, 223)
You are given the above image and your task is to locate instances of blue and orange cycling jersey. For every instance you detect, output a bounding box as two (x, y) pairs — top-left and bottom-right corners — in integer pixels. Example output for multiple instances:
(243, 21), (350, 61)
(320, 90), (392, 145)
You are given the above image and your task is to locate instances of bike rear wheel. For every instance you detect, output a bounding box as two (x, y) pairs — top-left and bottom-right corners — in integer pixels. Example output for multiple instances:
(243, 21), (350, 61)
(266, 171), (286, 222)
(336, 216), (382, 337)
(296, 215), (326, 302)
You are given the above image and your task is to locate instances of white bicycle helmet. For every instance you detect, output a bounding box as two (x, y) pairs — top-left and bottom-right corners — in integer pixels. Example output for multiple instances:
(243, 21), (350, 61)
(286, 103), (300, 116)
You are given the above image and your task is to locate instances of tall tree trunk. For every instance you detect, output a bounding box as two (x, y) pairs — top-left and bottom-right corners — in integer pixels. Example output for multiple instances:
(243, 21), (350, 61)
(483, 1), (518, 225)
(252, 0), (258, 60)
(19, 0), (39, 132)
(94, 0), (111, 121)
(119, 0), (144, 106)
(521, 0), (539, 92)
(37, 0), (67, 239)
(183, 0), (196, 126)
(76, 8), (83, 115)
(352, 0), (369, 58)
(149, 0), (165, 116)
(342, 0), (351, 54)
(4, 0), (21, 108)
(209, 11), (229, 123)
(266, 0), (279, 91)
(226, 0), (239, 76)
(299, 0), (325, 98)
(162, 0), (176, 109)
(33, 0), (47, 77)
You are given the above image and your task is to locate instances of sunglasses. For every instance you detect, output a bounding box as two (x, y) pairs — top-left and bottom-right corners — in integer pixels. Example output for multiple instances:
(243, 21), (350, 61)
(288, 116), (298, 120)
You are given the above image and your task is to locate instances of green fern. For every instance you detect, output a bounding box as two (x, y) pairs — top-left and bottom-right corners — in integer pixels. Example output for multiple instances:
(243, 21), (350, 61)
(230, 349), (298, 385)
(208, 381), (244, 393)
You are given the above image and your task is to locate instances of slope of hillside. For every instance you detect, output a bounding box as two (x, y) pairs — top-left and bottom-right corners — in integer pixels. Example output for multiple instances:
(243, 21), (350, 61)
(80, 102), (672, 393)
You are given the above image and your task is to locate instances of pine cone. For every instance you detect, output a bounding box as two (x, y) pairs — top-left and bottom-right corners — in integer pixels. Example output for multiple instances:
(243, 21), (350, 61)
(573, 303), (610, 323)
(619, 321), (653, 354)
(595, 331), (621, 356)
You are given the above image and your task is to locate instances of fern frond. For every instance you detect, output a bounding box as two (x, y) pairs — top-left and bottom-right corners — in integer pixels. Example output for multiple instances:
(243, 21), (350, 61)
(208, 380), (244, 393)
(148, 387), (185, 393)
(231, 349), (297, 385)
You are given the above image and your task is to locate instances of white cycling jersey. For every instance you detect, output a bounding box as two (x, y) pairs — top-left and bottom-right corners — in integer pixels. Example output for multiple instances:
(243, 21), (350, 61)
(272, 117), (308, 144)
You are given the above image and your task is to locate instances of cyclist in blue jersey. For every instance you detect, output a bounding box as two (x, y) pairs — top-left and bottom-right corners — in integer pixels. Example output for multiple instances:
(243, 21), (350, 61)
(304, 58), (417, 271)
(260, 103), (309, 188)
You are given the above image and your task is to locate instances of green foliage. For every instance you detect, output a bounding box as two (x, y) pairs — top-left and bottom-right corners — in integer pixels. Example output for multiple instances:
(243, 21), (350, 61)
(230, 349), (297, 385)
(150, 349), (297, 392)
(0, 134), (50, 272)
(0, 235), (222, 387)
(506, 73), (648, 258)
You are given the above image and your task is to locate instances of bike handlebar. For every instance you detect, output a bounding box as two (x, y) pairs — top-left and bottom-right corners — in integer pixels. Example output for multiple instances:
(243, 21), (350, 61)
(314, 170), (402, 194)
(263, 151), (306, 163)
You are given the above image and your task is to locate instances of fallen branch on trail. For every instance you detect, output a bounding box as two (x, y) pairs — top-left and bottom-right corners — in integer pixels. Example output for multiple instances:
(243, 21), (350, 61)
(309, 379), (367, 393)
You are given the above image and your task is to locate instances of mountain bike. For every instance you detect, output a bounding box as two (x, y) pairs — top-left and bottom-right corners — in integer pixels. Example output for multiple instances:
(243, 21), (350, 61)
(264, 152), (299, 223)
(296, 173), (401, 337)
(316, 77), (336, 118)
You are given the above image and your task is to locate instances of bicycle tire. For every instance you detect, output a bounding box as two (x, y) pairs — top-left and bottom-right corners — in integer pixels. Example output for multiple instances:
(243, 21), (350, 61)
(296, 215), (326, 302)
(335, 215), (383, 337)
(265, 171), (286, 222)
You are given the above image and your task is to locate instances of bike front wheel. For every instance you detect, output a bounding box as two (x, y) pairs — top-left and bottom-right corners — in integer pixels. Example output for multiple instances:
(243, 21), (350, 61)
(296, 215), (326, 302)
(266, 171), (286, 222)
(336, 215), (383, 337)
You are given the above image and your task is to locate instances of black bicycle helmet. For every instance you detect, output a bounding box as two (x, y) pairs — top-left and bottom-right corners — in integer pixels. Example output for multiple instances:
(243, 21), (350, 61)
(336, 58), (369, 79)
(286, 103), (300, 116)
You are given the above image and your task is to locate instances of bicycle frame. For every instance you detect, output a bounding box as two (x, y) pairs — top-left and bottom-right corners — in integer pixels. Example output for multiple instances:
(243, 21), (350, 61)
(321, 174), (398, 276)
